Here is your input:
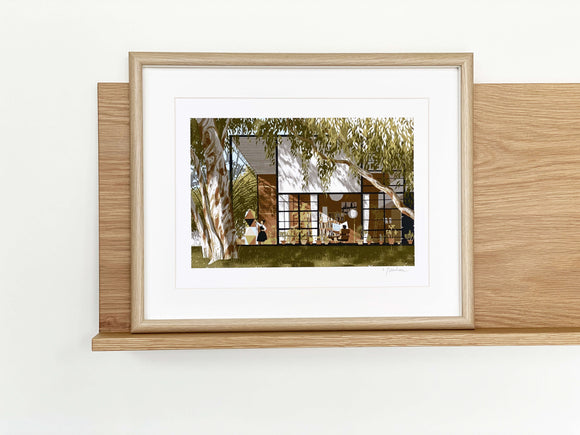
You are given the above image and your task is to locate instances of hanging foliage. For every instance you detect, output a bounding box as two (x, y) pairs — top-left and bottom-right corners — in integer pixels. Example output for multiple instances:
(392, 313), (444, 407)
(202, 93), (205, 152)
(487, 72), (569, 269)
(191, 117), (414, 262)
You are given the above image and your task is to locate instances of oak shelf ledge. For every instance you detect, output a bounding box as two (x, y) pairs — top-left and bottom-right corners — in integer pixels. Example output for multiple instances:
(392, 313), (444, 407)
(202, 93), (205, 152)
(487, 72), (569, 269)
(97, 83), (580, 350)
(92, 328), (580, 351)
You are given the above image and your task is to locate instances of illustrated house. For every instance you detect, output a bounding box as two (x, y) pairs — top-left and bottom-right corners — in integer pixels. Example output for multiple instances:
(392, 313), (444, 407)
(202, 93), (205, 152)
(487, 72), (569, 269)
(232, 136), (413, 245)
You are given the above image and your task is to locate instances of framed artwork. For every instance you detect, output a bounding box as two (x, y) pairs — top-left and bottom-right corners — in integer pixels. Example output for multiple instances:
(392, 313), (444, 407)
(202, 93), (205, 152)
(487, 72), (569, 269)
(129, 52), (473, 332)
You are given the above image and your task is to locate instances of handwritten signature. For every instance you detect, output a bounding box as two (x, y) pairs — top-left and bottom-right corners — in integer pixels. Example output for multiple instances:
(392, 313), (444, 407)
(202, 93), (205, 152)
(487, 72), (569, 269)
(382, 267), (408, 277)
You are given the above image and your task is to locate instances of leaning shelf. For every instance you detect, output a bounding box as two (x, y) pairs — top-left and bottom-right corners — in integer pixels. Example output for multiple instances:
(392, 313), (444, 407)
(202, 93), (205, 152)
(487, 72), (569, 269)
(93, 329), (580, 351)
(93, 83), (580, 350)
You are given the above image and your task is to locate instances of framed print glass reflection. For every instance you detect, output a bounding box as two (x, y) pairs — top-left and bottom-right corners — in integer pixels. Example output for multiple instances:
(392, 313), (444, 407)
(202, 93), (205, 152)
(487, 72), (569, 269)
(129, 53), (473, 332)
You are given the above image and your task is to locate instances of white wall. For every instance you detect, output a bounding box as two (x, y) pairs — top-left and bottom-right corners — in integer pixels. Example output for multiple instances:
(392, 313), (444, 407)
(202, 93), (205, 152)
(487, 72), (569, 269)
(278, 138), (361, 194)
(1, 1), (580, 433)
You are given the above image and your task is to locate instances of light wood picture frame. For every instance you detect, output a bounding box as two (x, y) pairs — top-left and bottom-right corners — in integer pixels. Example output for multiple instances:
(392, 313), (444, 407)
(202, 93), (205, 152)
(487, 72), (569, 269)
(129, 52), (473, 333)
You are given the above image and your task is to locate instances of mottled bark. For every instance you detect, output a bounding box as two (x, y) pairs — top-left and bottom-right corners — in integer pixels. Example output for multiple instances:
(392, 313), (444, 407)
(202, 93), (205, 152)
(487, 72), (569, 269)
(346, 162), (415, 220)
(196, 118), (238, 263)
(191, 194), (211, 258)
(191, 149), (222, 260)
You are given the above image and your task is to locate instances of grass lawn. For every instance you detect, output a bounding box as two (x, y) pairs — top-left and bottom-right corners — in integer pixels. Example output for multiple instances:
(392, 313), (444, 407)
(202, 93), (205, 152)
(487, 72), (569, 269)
(191, 245), (414, 268)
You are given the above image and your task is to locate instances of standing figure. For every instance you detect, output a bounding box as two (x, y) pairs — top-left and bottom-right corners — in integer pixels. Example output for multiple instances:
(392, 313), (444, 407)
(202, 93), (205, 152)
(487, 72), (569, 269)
(257, 219), (268, 245)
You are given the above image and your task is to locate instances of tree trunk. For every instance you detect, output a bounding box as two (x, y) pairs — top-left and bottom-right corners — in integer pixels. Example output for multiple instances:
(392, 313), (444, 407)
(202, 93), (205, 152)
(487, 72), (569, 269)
(191, 149), (222, 260)
(191, 194), (211, 259)
(351, 164), (415, 220)
(196, 118), (238, 263)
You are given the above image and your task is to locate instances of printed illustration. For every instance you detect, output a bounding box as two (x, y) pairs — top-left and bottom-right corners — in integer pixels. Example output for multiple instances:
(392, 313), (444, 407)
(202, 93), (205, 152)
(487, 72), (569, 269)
(190, 118), (414, 268)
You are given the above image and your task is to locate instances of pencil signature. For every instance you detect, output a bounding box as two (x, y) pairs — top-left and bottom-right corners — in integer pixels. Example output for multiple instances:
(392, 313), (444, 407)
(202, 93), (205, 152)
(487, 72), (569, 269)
(382, 267), (407, 277)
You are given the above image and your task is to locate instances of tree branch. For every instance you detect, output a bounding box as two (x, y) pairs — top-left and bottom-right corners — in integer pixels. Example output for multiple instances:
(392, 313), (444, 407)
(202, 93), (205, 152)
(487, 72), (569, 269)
(191, 192), (211, 258)
(191, 145), (225, 257)
(287, 129), (415, 220)
(219, 118), (231, 145)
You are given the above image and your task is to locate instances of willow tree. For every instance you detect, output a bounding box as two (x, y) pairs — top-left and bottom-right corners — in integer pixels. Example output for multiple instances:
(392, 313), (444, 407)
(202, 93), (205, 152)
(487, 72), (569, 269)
(191, 117), (414, 263)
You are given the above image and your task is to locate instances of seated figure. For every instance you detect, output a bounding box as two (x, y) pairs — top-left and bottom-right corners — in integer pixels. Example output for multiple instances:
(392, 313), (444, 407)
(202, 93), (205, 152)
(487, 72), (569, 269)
(339, 225), (350, 242)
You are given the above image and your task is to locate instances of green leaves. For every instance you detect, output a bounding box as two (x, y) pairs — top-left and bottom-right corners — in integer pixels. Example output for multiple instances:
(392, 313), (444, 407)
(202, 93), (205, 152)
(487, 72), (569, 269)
(232, 168), (258, 238)
(192, 116), (414, 195)
(190, 119), (204, 165)
(272, 117), (414, 190)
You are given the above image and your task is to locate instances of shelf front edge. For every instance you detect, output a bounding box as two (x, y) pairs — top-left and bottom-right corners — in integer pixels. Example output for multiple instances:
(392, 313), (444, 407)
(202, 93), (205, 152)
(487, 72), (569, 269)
(92, 329), (580, 351)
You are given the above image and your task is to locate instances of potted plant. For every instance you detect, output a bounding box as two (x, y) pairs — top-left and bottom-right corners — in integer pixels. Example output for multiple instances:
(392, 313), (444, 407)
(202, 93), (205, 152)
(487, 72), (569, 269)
(405, 230), (414, 245)
(379, 234), (384, 245)
(355, 225), (364, 245)
(300, 230), (308, 245)
(288, 229), (297, 245)
(367, 233), (373, 245)
(386, 225), (396, 245)
(279, 230), (287, 245)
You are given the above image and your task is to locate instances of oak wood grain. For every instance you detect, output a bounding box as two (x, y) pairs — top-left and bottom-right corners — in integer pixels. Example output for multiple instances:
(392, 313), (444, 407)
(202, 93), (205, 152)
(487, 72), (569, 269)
(461, 56), (475, 328)
(98, 83), (131, 332)
(473, 84), (580, 328)
(129, 56), (145, 332)
(97, 82), (580, 347)
(128, 52), (473, 67)
(129, 53), (474, 332)
(92, 328), (580, 351)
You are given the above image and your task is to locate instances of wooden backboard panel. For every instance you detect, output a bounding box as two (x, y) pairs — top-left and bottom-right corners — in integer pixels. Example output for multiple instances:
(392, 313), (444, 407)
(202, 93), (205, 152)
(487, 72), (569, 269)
(473, 84), (580, 328)
(97, 83), (580, 334)
(98, 83), (131, 332)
